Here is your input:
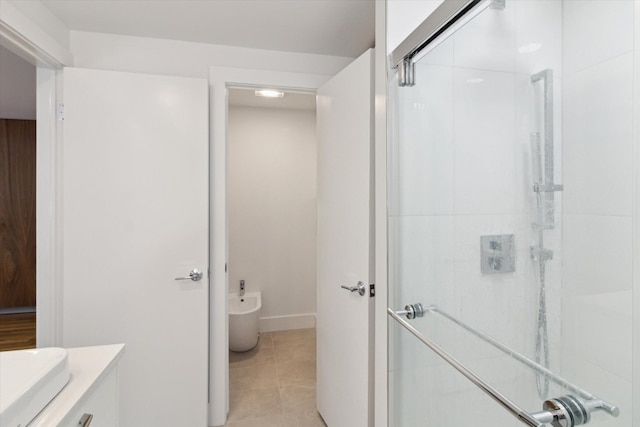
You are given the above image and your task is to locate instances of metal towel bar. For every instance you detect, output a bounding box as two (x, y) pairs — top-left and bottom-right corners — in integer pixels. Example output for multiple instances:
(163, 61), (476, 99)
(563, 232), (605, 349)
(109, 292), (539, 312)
(427, 305), (617, 415)
(388, 306), (619, 426)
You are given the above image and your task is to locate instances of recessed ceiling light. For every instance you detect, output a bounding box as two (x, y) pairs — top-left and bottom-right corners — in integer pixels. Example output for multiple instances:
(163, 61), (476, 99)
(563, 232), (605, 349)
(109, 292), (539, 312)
(255, 89), (285, 98)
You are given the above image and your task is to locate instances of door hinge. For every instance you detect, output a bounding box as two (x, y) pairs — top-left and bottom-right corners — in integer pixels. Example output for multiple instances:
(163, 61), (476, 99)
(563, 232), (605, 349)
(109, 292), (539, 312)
(369, 283), (375, 297)
(58, 103), (65, 121)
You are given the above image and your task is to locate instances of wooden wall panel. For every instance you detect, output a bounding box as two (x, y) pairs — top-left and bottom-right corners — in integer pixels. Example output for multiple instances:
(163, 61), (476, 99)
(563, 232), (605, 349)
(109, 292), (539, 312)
(0, 119), (36, 308)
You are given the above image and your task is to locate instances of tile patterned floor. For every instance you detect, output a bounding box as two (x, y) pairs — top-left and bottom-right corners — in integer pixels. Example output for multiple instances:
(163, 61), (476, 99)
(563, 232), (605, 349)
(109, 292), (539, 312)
(225, 328), (327, 427)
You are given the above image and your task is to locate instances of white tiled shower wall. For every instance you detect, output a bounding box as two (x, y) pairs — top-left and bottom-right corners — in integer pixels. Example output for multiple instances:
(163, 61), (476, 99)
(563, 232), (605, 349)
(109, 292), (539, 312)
(389, 1), (635, 426)
(561, 2), (635, 426)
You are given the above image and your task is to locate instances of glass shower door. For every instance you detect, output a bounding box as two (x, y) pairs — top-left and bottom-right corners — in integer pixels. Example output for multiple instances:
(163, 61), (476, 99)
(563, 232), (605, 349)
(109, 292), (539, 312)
(388, 1), (635, 426)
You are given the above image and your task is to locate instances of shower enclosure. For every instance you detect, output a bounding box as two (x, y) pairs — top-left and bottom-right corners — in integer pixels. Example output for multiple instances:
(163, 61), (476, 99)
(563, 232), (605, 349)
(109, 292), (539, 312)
(387, 1), (636, 426)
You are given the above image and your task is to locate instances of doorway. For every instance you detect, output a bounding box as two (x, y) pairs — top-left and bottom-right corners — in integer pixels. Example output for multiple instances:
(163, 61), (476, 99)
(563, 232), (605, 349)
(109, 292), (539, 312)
(0, 45), (37, 351)
(225, 87), (323, 425)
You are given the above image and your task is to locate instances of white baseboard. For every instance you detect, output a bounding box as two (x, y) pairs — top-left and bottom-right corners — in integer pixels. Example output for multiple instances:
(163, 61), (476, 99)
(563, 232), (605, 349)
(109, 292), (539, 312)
(259, 313), (316, 332)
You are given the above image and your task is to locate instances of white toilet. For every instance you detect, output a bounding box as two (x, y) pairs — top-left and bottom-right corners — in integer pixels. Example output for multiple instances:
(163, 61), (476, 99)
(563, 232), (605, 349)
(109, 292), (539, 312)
(228, 291), (262, 352)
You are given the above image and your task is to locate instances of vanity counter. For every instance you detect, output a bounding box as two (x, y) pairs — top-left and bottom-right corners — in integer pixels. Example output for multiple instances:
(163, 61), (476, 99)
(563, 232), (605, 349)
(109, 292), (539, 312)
(29, 344), (125, 427)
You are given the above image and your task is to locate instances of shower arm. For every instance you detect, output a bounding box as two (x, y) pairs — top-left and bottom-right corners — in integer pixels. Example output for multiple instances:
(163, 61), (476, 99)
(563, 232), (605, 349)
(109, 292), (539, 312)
(388, 306), (619, 425)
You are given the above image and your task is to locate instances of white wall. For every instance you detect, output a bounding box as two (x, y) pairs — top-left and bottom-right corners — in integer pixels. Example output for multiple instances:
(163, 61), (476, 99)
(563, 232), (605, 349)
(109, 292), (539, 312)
(228, 104), (317, 332)
(0, 45), (36, 119)
(70, 31), (352, 79)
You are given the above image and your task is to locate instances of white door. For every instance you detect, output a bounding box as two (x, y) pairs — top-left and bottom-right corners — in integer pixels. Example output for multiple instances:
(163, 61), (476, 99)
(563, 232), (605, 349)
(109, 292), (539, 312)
(61, 68), (209, 427)
(317, 49), (373, 426)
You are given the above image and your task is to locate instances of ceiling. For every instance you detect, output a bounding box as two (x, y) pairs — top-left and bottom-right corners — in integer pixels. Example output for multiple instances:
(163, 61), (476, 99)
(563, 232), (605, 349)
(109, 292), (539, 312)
(40, 0), (375, 58)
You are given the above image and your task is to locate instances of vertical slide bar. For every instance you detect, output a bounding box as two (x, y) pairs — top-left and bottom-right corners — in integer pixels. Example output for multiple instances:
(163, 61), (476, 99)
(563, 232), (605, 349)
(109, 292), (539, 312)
(531, 69), (555, 227)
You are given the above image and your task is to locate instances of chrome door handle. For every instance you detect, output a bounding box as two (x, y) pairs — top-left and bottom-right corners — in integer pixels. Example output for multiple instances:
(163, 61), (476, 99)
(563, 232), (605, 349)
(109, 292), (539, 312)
(175, 268), (203, 282)
(340, 281), (366, 296)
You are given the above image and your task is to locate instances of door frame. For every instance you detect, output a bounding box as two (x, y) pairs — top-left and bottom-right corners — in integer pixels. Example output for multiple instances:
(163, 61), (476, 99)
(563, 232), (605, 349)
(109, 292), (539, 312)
(0, 4), (72, 348)
(208, 66), (334, 426)
(373, 1), (388, 425)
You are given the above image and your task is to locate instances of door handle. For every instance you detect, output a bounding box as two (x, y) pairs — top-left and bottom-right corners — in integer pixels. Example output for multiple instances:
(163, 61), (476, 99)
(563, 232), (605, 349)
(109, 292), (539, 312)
(340, 281), (366, 296)
(175, 268), (203, 282)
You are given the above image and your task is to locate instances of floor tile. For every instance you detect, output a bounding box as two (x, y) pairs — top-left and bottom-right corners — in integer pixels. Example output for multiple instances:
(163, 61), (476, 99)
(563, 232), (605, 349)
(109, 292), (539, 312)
(272, 328), (316, 347)
(230, 361), (279, 391)
(280, 385), (317, 419)
(277, 360), (316, 387)
(274, 340), (316, 365)
(229, 333), (275, 368)
(282, 412), (327, 427)
(228, 387), (282, 422)
(225, 414), (284, 427)
(226, 328), (320, 426)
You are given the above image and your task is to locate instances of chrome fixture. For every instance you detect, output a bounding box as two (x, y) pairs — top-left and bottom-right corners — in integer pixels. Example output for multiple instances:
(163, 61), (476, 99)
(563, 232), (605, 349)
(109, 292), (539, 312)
(388, 305), (619, 426)
(388, 307), (544, 427)
(239, 280), (245, 297)
(530, 68), (562, 399)
(531, 395), (618, 427)
(391, 0), (506, 86)
(398, 58), (415, 87)
(340, 281), (366, 296)
(530, 69), (563, 231)
(393, 302), (427, 319)
(481, 234), (515, 274)
(174, 268), (203, 282)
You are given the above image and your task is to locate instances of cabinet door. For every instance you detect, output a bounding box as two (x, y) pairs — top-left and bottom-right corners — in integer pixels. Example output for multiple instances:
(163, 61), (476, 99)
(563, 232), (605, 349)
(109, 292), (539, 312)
(62, 368), (118, 427)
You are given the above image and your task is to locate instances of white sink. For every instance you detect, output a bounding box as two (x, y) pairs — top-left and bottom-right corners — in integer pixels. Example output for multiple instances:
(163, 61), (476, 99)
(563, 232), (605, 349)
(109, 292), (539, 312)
(0, 347), (70, 427)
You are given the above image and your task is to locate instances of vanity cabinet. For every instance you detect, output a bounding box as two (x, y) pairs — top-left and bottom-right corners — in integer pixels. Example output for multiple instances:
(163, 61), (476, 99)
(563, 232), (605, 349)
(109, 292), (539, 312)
(30, 344), (125, 427)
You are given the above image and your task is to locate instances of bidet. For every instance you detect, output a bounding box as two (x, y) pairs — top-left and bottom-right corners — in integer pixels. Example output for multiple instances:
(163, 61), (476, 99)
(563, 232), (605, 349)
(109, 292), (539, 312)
(229, 291), (262, 351)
